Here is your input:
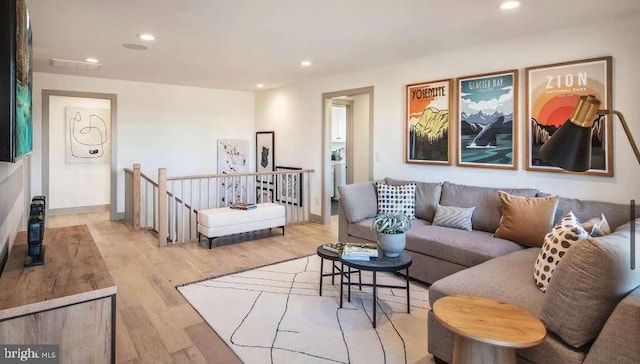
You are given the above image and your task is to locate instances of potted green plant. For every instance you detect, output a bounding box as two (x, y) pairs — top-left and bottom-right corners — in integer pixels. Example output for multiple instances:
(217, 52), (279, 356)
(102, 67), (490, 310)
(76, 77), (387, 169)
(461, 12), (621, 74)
(371, 211), (411, 257)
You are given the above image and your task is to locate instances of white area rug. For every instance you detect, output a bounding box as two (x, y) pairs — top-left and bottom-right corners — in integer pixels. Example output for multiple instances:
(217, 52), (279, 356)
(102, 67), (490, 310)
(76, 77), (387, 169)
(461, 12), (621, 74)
(178, 255), (434, 364)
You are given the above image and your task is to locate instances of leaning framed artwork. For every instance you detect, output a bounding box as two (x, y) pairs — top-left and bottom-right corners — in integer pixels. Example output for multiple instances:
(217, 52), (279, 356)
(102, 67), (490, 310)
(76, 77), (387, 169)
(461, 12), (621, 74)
(457, 70), (518, 169)
(256, 131), (275, 182)
(406, 79), (453, 165)
(275, 166), (302, 206)
(0, 0), (32, 162)
(525, 56), (613, 176)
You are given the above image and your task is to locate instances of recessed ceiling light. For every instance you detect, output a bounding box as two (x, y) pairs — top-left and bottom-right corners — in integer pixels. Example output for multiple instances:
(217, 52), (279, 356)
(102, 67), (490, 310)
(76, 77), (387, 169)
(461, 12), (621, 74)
(301, 60), (312, 67)
(256, 83), (264, 88)
(85, 58), (99, 63)
(137, 33), (155, 41)
(500, 1), (520, 10)
(122, 43), (148, 50)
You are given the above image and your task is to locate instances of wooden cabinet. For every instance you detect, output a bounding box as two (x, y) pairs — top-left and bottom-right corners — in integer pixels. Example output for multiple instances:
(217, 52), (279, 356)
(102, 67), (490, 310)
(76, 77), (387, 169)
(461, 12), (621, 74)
(0, 225), (117, 363)
(331, 105), (347, 142)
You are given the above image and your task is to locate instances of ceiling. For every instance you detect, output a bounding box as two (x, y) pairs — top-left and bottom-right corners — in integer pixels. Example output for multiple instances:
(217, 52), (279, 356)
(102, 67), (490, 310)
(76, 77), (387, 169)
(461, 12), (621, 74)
(30, 0), (640, 92)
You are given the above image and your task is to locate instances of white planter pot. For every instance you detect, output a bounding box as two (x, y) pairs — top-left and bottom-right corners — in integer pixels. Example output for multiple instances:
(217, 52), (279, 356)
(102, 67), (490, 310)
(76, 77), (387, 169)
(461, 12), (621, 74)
(376, 232), (406, 258)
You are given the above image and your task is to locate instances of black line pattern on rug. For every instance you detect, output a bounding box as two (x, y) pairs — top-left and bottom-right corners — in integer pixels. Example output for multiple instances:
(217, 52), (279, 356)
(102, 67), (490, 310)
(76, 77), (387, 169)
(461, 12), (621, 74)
(271, 271), (297, 363)
(378, 299), (408, 363)
(336, 306), (351, 363)
(181, 255), (428, 363)
(360, 298), (387, 363)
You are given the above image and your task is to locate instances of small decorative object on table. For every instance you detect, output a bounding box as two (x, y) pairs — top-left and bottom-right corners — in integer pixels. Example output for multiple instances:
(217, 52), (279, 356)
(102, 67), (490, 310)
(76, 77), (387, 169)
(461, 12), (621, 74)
(322, 242), (345, 253)
(372, 211), (411, 257)
(341, 243), (379, 261)
(229, 203), (257, 210)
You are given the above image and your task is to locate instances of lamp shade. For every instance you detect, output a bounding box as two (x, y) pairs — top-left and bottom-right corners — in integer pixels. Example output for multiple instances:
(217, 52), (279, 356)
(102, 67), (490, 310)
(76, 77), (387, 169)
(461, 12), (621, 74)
(539, 121), (592, 172)
(538, 95), (601, 172)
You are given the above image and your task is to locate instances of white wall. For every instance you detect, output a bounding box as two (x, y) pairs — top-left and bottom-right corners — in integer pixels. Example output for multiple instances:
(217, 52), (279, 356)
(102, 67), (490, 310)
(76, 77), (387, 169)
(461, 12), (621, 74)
(351, 93), (370, 183)
(48, 96), (111, 209)
(256, 14), (640, 216)
(32, 73), (255, 214)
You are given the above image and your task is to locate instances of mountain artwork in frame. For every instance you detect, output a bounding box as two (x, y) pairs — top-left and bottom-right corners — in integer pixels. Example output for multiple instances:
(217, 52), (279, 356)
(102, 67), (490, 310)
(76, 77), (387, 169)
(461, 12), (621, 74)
(406, 79), (453, 165)
(457, 70), (518, 169)
(525, 56), (613, 176)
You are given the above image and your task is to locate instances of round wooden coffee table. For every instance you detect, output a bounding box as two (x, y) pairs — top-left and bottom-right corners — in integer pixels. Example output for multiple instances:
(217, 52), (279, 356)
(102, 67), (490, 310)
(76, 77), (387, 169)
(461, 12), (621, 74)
(432, 295), (546, 364)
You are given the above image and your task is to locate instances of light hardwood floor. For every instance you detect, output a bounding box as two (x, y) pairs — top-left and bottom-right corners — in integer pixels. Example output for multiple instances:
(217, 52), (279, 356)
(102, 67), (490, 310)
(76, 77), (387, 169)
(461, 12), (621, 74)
(49, 211), (339, 364)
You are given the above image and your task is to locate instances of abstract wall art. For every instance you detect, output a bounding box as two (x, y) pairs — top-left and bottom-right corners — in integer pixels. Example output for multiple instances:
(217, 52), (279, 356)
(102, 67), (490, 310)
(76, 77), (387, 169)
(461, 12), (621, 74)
(217, 139), (249, 205)
(406, 79), (453, 165)
(65, 107), (111, 164)
(457, 70), (518, 169)
(526, 57), (613, 176)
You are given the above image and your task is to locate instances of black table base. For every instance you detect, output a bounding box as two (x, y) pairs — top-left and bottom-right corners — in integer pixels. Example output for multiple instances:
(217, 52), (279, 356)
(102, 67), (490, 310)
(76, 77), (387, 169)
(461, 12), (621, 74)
(338, 251), (412, 329)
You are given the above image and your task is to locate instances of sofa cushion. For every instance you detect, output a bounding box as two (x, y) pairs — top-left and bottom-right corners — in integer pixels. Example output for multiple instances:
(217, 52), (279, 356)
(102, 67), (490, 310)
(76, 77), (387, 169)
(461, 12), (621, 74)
(541, 219), (640, 348)
(494, 192), (559, 247)
(429, 248), (544, 314)
(376, 182), (416, 219)
(538, 193), (630, 230)
(385, 178), (442, 221)
(347, 218), (377, 242)
(429, 248), (588, 364)
(432, 205), (475, 231)
(440, 182), (539, 233)
(338, 182), (377, 223)
(534, 212), (589, 292)
(406, 221), (523, 267)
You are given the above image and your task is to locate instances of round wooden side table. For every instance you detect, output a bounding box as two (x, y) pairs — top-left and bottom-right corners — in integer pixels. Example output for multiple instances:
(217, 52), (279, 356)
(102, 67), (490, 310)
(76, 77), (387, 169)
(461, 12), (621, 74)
(432, 295), (546, 364)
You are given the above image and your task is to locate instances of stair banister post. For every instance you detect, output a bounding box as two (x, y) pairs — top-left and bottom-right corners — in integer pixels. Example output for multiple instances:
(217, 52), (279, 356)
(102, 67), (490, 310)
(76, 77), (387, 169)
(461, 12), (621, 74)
(132, 164), (141, 231)
(158, 168), (168, 247)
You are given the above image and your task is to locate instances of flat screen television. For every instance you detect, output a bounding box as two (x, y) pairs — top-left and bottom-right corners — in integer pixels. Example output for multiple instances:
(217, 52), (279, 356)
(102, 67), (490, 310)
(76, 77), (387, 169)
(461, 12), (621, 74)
(0, 0), (32, 163)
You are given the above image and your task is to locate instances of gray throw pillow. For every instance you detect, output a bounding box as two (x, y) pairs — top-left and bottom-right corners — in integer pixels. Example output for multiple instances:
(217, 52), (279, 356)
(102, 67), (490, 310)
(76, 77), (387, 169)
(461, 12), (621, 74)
(432, 205), (475, 231)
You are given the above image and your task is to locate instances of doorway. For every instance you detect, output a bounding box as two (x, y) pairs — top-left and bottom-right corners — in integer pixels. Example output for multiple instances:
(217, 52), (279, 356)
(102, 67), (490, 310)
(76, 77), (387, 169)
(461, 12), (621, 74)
(42, 90), (118, 220)
(321, 86), (373, 224)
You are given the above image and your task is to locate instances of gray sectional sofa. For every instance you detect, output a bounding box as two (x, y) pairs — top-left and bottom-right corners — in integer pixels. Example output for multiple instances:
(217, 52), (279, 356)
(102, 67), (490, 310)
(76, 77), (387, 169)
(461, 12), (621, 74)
(338, 178), (640, 364)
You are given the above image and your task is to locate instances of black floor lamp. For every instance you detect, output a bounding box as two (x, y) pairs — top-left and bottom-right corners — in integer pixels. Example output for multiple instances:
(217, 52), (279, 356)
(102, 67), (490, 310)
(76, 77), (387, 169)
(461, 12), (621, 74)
(539, 95), (638, 270)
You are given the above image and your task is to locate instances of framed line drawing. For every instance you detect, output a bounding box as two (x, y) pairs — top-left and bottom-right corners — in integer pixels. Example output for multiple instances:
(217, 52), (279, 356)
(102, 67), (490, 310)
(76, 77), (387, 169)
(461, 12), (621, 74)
(256, 131), (274, 182)
(406, 79), (453, 165)
(525, 56), (613, 176)
(256, 186), (274, 203)
(275, 166), (302, 206)
(457, 69), (518, 169)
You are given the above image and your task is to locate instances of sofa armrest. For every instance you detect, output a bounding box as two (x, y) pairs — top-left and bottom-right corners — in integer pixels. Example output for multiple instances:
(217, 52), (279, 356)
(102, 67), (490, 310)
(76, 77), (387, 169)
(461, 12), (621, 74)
(338, 201), (350, 244)
(584, 286), (640, 364)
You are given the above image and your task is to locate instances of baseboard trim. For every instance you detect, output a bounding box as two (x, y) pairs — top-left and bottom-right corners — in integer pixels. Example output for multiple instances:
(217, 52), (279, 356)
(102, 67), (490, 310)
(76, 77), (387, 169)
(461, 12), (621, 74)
(309, 214), (323, 224)
(48, 204), (110, 216)
(113, 212), (125, 221)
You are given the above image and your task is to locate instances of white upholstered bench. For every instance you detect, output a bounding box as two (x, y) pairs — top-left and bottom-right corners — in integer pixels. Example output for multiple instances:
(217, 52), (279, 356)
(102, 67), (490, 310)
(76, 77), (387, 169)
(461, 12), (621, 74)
(197, 202), (286, 248)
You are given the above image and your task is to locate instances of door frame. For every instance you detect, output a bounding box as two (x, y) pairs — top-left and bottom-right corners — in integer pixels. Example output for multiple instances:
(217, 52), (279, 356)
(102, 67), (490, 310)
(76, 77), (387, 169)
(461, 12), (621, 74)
(42, 90), (119, 220)
(321, 86), (374, 225)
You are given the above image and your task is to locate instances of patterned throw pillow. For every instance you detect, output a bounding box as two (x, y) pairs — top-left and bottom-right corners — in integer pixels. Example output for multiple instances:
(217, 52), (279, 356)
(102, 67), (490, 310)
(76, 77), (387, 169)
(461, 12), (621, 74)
(534, 211), (589, 292)
(581, 214), (611, 237)
(432, 205), (475, 231)
(376, 183), (416, 219)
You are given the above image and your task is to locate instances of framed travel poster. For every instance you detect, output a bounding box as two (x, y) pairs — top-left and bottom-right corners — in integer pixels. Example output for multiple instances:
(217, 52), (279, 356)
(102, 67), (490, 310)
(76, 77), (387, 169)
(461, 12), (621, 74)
(406, 79), (453, 165)
(525, 57), (613, 176)
(457, 70), (518, 169)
